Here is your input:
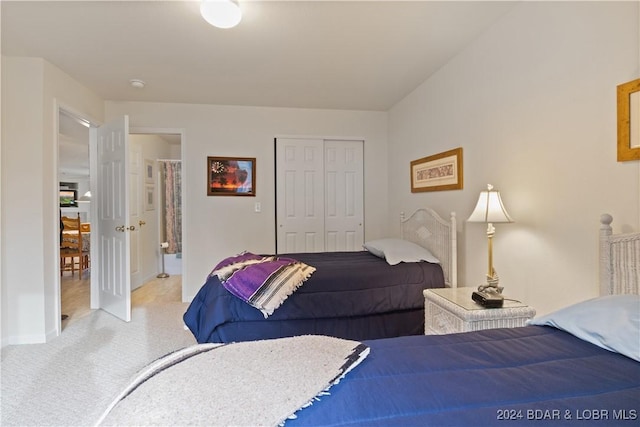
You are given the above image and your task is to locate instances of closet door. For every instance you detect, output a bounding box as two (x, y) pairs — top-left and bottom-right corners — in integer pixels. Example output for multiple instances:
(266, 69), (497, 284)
(276, 138), (325, 253)
(276, 138), (364, 253)
(324, 140), (364, 251)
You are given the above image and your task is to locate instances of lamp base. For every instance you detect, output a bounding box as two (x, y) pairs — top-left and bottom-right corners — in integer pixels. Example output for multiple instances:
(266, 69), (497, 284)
(477, 283), (503, 294)
(156, 273), (169, 279)
(477, 270), (503, 294)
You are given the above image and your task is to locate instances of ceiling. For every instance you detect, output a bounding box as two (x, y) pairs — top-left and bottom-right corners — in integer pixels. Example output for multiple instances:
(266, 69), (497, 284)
(3, 1), (517, 179)
(1, 0), (517, 112)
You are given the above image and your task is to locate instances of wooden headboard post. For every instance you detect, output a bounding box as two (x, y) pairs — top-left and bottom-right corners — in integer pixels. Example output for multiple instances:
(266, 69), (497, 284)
(599, 213), (640, 296)
(400, 209), (457, 288)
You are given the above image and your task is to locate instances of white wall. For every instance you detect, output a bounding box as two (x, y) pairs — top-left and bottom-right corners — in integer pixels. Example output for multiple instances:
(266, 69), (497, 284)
(1, 57), (47, 344)
(105, 102), (389, 301)
(388, 1), (640, 315)
(1, 56), (104, 345)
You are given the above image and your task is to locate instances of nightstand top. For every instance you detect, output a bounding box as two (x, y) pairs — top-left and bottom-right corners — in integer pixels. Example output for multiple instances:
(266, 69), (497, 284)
(426, 287), (528, 311)
(423, 286), (536, 334)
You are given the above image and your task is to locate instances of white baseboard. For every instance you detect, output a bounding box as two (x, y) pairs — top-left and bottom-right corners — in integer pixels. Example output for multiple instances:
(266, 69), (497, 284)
(2, 332), (48, 346)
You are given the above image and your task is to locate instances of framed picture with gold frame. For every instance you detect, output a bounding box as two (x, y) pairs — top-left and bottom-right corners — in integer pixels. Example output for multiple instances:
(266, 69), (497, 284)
(410, 147), (463, 192)
(207, 156), (256, 196)
(617, 78), (640, 162)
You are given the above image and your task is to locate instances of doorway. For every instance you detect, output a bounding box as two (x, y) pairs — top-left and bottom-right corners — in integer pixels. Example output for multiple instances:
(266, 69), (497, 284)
(58, 108), (91, 326)
(128, 133), (183, 290)
(56, 109), (185, 331)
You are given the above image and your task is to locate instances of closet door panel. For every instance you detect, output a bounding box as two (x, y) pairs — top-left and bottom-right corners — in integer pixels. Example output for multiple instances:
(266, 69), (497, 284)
(276, 138), (324, 253)
(324, 140), (364, 251)
(276, 138), (363, 253)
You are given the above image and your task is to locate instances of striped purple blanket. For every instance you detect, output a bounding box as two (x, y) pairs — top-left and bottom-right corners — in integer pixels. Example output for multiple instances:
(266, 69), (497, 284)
(211, 252), (316, 317)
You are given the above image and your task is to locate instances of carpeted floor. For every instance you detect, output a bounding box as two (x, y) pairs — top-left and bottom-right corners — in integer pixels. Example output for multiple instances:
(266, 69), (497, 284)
(1, 301), (196, 426)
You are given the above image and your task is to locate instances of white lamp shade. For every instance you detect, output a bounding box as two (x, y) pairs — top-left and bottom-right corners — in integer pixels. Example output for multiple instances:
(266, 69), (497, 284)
(200, 0), (242, 29)
(467, 185), (513, 223)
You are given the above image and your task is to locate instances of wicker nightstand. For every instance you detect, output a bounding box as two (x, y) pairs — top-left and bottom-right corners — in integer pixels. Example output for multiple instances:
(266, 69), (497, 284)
(424, 287), (536, 335)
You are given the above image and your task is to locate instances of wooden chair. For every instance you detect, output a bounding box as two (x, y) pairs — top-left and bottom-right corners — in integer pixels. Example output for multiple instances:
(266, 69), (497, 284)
(79, 222), (91, 269)
(60, 214), (89, 277)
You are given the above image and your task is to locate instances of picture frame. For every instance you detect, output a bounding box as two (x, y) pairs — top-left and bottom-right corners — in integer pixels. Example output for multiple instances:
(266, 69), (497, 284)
(144, 159), (155, 183)
(410, 147), (463, 192)
(59, 189), (77, 207)
(207, 156), (256, 196)
(145, 185), (155, 211)
(617, 78), (640, 162)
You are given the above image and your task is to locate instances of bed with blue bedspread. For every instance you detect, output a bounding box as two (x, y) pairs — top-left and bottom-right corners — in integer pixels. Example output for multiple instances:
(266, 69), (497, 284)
(184, 208), (457, 344)
(101, 294), (640, 426)
(293, 317), (639, 426)
(184, 250), (446, 343)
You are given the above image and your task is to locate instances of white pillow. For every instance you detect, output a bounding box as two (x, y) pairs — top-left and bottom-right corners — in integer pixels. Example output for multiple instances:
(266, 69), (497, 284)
(527, 294), (640, 362)
(363, 238), (440, 265)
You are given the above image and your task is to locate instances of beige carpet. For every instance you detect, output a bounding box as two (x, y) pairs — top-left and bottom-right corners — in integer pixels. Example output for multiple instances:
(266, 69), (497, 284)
(1, 302), (196, 426)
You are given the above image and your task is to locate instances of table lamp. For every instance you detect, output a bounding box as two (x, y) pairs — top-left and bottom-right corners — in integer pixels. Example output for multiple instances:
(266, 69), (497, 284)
(467, 184), (513, 294)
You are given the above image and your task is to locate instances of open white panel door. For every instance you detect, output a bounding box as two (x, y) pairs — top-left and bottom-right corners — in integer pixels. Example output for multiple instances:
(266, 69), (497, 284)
(96, 116), (131, 321)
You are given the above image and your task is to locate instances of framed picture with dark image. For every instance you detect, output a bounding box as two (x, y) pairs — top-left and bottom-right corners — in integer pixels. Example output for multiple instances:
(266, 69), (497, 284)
(144, 159), (155, 183)
(59, 189), (77, 207)
(145, 185), (155, 211)
(207, 156), (256, 196)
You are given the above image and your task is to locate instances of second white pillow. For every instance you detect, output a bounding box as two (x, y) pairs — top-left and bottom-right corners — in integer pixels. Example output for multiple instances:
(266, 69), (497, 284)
(363, 238), (440, 265)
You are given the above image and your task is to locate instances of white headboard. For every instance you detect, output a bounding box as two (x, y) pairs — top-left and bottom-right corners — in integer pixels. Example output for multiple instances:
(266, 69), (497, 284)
(400, 208), (457, 288)
(599, 214), (640, 296)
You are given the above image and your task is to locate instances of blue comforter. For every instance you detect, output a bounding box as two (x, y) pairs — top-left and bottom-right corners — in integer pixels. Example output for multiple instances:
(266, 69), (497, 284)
(184, 251), (445, 343)
(291, 326), (640, 426)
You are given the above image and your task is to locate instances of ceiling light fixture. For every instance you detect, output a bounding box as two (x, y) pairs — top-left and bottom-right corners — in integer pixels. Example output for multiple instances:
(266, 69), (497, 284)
(129, 79), (146, 89)
(200, 0), (242, 29)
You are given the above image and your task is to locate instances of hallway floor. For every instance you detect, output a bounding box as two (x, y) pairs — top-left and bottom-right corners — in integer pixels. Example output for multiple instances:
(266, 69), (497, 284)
(61, 272), (182, 329)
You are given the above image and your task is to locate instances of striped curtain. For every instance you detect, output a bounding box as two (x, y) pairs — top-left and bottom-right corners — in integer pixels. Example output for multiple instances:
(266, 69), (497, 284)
(159, 160), (182, 254)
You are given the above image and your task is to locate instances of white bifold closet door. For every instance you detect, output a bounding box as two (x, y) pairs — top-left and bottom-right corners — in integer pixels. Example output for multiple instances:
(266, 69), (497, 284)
(276, 138), (364, 253)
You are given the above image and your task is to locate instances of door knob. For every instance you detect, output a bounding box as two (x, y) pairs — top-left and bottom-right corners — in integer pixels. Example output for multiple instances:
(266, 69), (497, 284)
(128, 225), (136, 231)
(139, 220), (146, 227)
(116, 225), (125, 232)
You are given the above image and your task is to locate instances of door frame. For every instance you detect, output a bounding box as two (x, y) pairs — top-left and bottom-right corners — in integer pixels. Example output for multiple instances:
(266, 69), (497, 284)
(54, 101), (99, 336)
(129, 127), (187, 302)
(53, 109), (188, 336)
(90, 126), (187, 309)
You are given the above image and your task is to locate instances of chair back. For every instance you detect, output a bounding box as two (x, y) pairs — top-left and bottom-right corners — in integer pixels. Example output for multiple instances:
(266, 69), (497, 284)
(61, 214), (83, 250)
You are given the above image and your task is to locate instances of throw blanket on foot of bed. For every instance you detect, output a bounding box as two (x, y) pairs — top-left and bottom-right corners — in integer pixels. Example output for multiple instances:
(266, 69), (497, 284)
(96, 335), (369, 427)
(212, 252), (316, 317)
